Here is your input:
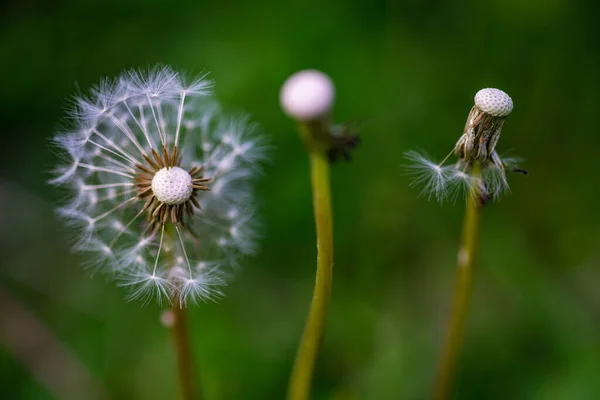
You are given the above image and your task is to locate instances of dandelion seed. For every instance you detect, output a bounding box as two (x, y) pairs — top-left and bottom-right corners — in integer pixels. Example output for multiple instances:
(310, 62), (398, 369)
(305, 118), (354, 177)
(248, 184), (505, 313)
(51, 65), (268, 305)
(404, 150), (454, 201)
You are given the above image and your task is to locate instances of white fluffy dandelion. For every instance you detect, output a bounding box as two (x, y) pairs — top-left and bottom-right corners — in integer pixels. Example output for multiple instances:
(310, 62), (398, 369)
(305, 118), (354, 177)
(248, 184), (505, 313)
(51, 66), (267, 306)
(405, 88), (526, 202)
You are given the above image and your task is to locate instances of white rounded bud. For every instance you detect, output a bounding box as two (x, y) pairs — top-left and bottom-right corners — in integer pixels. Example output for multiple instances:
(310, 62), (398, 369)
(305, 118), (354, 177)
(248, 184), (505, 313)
(280, 69), (335, 121)
(474, 88), (513, 117)
(151, 166), (193, 205)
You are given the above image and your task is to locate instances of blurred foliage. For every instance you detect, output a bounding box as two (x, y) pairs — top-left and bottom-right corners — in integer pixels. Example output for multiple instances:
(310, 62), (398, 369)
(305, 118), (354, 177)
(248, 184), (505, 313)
(1, 0), (600, 398)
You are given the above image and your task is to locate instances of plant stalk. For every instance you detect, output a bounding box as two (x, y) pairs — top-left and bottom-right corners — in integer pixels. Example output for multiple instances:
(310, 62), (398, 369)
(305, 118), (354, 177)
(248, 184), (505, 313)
(287, 150), (334, 400)
(432, 164), (483, 400)
(166, 224), (198, 400)
(171, 305), (197, 400)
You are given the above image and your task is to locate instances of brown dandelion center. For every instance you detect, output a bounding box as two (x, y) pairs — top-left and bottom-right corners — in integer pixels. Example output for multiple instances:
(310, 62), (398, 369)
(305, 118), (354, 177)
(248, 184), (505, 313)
(134, 145), (211, 229)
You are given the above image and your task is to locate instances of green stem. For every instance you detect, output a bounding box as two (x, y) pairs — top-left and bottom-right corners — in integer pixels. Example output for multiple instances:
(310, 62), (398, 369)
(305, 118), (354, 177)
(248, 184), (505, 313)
(171, 305), (197, 400)
(287, 150), (334, 400)
(166, 225), (198, 400)
(432, 164), (483, 400)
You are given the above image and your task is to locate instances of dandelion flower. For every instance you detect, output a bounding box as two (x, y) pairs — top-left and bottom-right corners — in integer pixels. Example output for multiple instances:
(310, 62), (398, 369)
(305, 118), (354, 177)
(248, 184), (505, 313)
(51, 66), (267, 305)
(405, 88), (526, 202)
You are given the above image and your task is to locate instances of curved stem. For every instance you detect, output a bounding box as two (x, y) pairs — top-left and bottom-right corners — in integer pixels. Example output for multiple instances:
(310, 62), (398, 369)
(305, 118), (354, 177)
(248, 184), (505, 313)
(432, 164), (483, 400)
(287, 151), (334, 400)
(171, 305), (197, 400)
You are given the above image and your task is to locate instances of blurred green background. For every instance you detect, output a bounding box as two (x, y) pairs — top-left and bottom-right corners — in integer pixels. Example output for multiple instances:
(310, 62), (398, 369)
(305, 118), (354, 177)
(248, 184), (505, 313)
(1, 0), (599, 399)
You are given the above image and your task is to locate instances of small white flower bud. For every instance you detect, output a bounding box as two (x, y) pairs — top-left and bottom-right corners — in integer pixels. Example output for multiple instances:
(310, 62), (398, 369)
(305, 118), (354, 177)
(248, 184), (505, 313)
(151, 166), (193, 205)
(474, 88), (513, 117)
(280, 69), (335, 121)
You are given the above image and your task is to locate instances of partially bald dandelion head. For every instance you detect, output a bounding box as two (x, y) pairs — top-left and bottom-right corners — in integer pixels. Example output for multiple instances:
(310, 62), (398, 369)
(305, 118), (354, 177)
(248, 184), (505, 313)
(405, 87), (526, 203)
(474, 88), (513, 117)
(51, 66), (267, 306)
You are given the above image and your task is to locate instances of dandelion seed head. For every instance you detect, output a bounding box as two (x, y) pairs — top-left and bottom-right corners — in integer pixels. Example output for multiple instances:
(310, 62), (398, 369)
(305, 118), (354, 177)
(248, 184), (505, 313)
(405, 89), (523, 203)
(474, 88), (513, 117)
(280, 69), (335, 121)
(51, 65), (267, 305)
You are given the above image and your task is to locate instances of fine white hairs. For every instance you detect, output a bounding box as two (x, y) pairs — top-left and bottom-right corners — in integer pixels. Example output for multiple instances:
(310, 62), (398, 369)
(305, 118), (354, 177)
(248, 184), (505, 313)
(280, 69), (335, 121)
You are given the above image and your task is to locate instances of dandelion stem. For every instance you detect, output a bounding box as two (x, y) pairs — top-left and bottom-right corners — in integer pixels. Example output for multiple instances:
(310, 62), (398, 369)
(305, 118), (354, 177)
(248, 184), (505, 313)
(171, 304), (198, 400)
(166, 224), (199, 400)
(288, 148), (334, 400)
(432, 163), (482, 400)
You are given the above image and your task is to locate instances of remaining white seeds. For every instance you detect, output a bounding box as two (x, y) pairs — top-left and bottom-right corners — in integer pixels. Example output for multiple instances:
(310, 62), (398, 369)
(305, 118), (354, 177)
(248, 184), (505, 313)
(474, 88), (513, 117)
(280, 69), (335, 121)
(405, 87), (522, 202)
(151, 167), (193, 205)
